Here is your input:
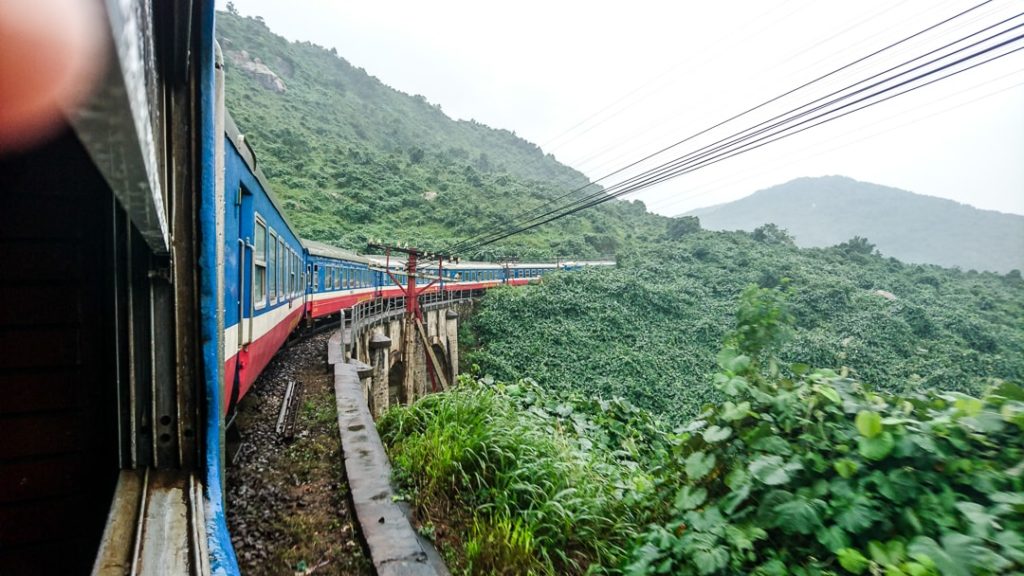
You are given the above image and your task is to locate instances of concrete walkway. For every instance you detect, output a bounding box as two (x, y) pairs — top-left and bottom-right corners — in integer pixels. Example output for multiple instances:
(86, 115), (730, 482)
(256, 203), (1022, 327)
(331, 333), (448, 576)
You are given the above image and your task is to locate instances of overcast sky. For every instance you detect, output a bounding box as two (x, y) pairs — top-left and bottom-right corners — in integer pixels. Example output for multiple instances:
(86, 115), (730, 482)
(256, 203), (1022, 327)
(217, 0), (1024, 216)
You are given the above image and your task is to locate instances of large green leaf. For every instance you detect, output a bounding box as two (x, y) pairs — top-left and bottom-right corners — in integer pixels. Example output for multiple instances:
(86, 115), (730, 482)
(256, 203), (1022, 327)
(773, 497), (824, 534)
(837, 548), (869, 574)
(702, 425), (733, 443)
(858, 431), (895, 460)
(856, 410), (883, 438)
(686, 451), (717, 481)
(675, 486), (708, 511)
(750, 455), (802, 486)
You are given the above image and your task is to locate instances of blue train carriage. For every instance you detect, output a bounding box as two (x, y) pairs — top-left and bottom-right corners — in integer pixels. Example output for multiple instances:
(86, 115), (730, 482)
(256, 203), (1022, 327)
(222, 111), (307, 418)
(441, 261), (508, 288)
(303, 240), (375, 319)
(0, 1), (239, 574)
(557, 259), (617, 272)
(504, 262), (559, 285)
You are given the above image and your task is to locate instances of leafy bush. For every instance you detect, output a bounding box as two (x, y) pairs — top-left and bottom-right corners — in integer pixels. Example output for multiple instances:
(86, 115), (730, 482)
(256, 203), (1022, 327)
(628, 288), (1024, 575)
(388, 286), (1024, 575)
(464, 232), (1024, 421)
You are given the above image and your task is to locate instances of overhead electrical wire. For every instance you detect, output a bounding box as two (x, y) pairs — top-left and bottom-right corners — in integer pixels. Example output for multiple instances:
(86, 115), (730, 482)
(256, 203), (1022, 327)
(439, 11), (1023, 259)
(566, 0), (932, 174)
(646, 72), (1024, 215)
(570, 0), (1003, 178)
(464, 42), (1023, 253)
(536, 0), (809, 155)
(426, 0), (1001, 265)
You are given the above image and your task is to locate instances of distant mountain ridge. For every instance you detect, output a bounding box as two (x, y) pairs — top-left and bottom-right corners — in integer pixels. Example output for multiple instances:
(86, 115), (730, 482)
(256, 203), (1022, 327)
(686, 176), (1024, 273)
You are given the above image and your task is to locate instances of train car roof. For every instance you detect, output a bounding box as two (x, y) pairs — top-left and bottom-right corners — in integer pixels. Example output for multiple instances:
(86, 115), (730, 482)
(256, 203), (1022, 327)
(302, 239), (372, 264)
(504, 262), (559, 269)
(559, 260), (617, 267)
(224, 111), (301, 241)
(445, 261), (505, 270)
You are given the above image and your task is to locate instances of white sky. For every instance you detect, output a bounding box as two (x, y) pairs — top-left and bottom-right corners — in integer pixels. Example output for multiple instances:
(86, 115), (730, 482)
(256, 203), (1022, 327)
(217, 0), (1024, 216)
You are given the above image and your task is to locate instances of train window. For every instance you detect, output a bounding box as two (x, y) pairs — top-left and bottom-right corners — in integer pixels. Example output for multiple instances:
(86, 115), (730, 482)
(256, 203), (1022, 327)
(307, 264), (313, 289)
(278, 238), (285, 298)
(278, 238), (286, 295)
(291, 253), (297, 296)
(334, 267), (341, 290)
(268, 231), (278, 302)
(279, 244), (284, 292)
(283, 251), (288, 297)
(313, 264), (319, 291)
(254, 218), (267, 308)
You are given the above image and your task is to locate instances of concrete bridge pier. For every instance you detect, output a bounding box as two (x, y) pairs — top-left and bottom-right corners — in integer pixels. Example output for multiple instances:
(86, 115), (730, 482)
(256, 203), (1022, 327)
(369, 330), (391, 419)
(445, 309), (459, 385)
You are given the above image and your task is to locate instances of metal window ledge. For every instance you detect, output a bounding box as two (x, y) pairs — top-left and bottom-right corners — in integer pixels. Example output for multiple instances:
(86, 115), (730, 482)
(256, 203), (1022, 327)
(92, 469), (209, 576)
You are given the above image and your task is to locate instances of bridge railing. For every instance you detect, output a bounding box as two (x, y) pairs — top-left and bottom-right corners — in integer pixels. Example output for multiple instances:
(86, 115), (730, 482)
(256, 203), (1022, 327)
(344, 288), (481, 358)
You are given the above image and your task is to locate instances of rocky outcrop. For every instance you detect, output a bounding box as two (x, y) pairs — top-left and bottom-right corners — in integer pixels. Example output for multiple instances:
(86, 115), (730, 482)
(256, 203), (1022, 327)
(225, 50), (286, 93)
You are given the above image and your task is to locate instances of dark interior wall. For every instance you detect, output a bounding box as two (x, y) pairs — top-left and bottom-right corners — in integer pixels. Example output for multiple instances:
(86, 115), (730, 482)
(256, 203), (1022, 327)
(0, 128), (121, 574)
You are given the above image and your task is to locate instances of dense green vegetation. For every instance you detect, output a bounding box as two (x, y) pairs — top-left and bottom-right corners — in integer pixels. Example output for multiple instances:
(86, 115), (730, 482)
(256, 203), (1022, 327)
(383, 287), (1024, 574)
(464, 229), (1024, 422)
(689, 176), (1024, 274)
(215, 10), (668, 259)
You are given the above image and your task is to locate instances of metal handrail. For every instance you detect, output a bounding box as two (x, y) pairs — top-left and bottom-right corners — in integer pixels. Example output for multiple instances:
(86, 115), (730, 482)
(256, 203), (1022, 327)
(344, 288), (478, 358)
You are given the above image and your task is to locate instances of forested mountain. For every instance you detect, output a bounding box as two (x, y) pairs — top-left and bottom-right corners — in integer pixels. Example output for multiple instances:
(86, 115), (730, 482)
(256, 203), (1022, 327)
(215, 10), (668, 258)
(687, 175), (1024, 273)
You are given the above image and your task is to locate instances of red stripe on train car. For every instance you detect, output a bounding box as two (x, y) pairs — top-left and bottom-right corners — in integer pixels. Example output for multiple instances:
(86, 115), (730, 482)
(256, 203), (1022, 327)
(222, 305), (304, 413)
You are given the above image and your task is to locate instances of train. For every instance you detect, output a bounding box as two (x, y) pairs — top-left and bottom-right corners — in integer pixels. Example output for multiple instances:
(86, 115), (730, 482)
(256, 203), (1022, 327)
(0, 2), (611, 574)
(221, 112), (608, 418)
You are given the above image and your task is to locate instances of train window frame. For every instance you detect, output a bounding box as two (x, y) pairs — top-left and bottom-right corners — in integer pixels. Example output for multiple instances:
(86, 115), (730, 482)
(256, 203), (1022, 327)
(313, 263), (319, 291)
(254, 217), (268, 309)
(268, 229), (278, 303)
(334, 267), (341, 290)
(291, 252), (297, 296)
(279, 237), (286, 299)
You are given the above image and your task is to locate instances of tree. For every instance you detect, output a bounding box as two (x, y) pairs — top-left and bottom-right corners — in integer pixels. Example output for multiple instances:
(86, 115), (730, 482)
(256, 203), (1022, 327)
(752, 223), (795, 246)
(226, 1), (238, 15)
(835, 235), (877, 256)
(667, 216), (701, 239)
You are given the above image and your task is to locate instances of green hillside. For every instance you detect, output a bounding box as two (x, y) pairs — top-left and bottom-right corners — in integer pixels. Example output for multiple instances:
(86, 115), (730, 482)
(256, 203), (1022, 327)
(215, 10), (668, 258)
(688, 176), (1024, 273)
(464, 229), (1024, 422)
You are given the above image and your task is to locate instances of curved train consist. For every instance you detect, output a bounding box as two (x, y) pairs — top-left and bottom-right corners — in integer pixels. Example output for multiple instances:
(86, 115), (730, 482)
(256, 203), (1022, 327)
(0, 2), (609, 574)
(221, 112), (606, 417)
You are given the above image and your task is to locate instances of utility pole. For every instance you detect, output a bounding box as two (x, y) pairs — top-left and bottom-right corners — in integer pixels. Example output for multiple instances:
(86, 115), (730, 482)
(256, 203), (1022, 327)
(367, 242), (455, 402)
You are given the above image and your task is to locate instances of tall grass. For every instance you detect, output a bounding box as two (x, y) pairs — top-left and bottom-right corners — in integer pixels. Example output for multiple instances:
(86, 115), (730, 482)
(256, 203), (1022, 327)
(379, 380), (653, 574)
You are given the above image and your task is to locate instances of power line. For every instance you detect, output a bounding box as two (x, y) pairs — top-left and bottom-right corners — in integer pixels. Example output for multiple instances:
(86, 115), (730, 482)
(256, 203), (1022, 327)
(644, 66), (1024, 215)
(452, 21), (1023, 255)
(438, 0), (1001, 259)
